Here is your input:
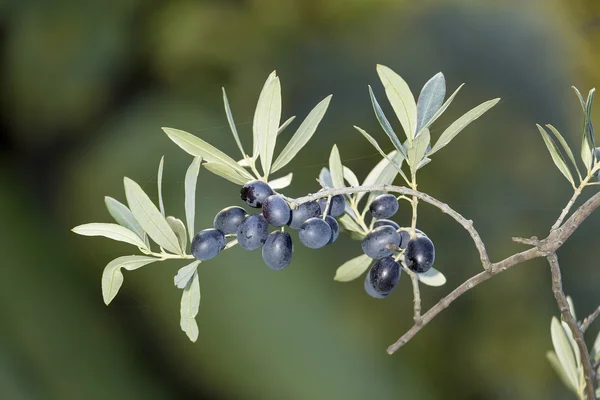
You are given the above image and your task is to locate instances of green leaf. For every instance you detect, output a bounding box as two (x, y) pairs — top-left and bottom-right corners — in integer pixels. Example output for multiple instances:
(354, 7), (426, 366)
(429, 98), (500, 156)
(167, 216), (187, 252)
(592, 330), (600, 363)
(357, 150), (399, 204)
(72, 223), (148, 249)
(277, 116), (296, 136)
(354, 126), (409, 187)
(551, 316), (579, 391)
(368, 85), (407, 159)
(222, 88), (246, 157)
(566, 295), (576, 320)
(417, 83), (465, 135)
(343, 166), (359, 187)
(319, 167), (333, 188)
(104, 196), (146, 243)
(174, 260), (200, 289)
(338, 214), (365, 236)
(124, 177), (182, 255)
(416, 72), (446, 133)
(237, 157), (254, 167)
(334, 254), (372, 282)
(101, 256), (158, 305)
(417, 267), (446, 287)
(417, 157), (431, 170)
(268, 173), (293, 190)
(253, 71), (277, 156)
(184, 157), (202, 243)
(537, 125), (575, 186)
(203, 162), (249, 185)
(407, 128), (430, 170)
(572, 86), (586, 111)
(254, 76), (282, 177)
(547, 351), (579, 395)
(180, 270), (201, 342)
(157, 156), (165, 216)
(561, 320), (581, 371)
(271, 95), (332, 172)
(376, 64), (417, 141)
(162, 127), (253, 179)
(329, 145), (344, 189)
(580, 88), (596, 171)
(546, 125), (581, 181)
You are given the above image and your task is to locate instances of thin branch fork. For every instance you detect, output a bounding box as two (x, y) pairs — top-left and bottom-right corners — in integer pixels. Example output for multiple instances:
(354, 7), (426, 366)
(582, 305), (600, 333)
(547, 253), (596, 400)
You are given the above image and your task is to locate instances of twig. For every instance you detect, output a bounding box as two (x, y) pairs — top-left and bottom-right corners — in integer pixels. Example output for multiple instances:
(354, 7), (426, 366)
(408, 270), (422, 325)
(581, 305), (600, 333)
(547, 253), (596, 400)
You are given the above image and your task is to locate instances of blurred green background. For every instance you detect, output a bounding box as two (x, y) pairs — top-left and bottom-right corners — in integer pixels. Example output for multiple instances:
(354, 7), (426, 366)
(1, 0), (600, 399)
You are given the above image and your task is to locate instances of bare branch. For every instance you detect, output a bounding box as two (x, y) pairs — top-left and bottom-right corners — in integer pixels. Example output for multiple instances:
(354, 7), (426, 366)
(407, 270), (422, 325)
(547, 253), (596, 400)
(582, 305), (600, 333)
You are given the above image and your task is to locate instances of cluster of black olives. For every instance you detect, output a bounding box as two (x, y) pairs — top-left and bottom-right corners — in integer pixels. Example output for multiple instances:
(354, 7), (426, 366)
(190, 180), (346, 271)
(363, 194), (436, 299)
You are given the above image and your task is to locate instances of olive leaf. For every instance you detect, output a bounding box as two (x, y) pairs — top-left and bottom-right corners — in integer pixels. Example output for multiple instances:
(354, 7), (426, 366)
(416, 83), (465, 135)
(550, 316), (579, 392)
(338, 214), (365, 237)
(162, 127), (253, 180)
(546, 125), (581, 182)
(180, 269), (201, 342)
(357, 149), (402, 204)
(368, 85), (407, 159)
(417, 267), (446, 287)
(334, 254), (372, 282)
(184, 157), (202, 243)
(537, 125), (575, 187)
(354, 126), (409, 185)
(174, 260), (200, 289)
(167, 216), (187, 252)
(157, 156), (165, 216)
(407, 128), (430, 170)
(104, 196), (146, 244)
(329, 145), (345, 189)
(416, 72), (446, 133)
(203, 162), (249, 185)
(572, 86), (586, 111)
(222, 88), (246, 157)
(428, 98), (500, 156)
(253, 71), (277, 156)
(268, 173), (293, 190)
(319, 167), (333, 188)
(277, 116), (296, 136)
(124, 177), (182, 255)
(580, 88), (596, 172)
(376, 64), (417, 142)
(547, 351), (579, 395)
(343, 166), (359, 187)
(72, 223), (148, 250)
(101, 256), (158, 305)
(254, 75), (282, 177)
(271, 95), (332, 172)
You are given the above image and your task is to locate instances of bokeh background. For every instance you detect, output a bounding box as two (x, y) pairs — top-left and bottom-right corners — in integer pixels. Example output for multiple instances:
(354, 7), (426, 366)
(1, 0), (599, 399)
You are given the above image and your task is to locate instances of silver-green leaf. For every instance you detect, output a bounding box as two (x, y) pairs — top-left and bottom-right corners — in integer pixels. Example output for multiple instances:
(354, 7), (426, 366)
(319, 167), (333, 188)
(184, 156), (202, 243)
(429, 98), (500, 156)
(253, 71), (277, 156)
(368, 85), (407, 159)
(550, 316), (579, 391)
(72, 223), (148, 250)
(376, 64), (417, 141)
(162, 127), (253, 179)
(580, 88), (596, 172)
(277, 116), (296, 136)
(180, 270), (201, 342)
(572, 86), (586, 111)
(546, 125), (581, 182)
(174, 260), (200, 289)
(547, 351), (579, 395)
(537, 125), (575, 187)
(203, 162), (249, 185)
(417, 267), (446, 287)
(254, 76), (282, 177)
(354, 126), (409, 186)
(357, 149), (401, 204)
(268, 173), (293, 190)
(334, 254), (372, 282)
(157, 156), (165, 216)
(167, 216), (187, 252)
(343, 166), (359, 187)
(124, 177), (182, 255)
(222, 87), (246, 157)
(101, 255), (158, 305)
(271, 95), (332, 172)
(338, 214), (365, 236)
(329, 145), (344, 189)
(417, 83), (465, 135)
(104, 196), (146, 243)
(407, 128), (430, 170)
(416, 72), (446, 133)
